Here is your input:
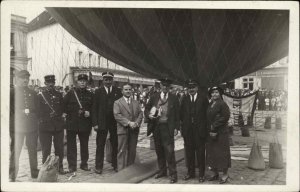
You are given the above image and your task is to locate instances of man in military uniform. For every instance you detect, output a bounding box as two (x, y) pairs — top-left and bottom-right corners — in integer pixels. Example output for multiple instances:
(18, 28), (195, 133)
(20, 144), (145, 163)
(145, 78), (180, 183)
(62, 74), (93, 173)
(9, 70), (39, 181)
(92, 72), (122, 174)
(180, 79), (208, 182)
(38, 75), (66, 174)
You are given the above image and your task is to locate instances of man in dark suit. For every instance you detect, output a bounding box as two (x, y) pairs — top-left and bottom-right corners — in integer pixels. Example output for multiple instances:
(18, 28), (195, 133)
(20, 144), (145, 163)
(38, 75), (66, 174)
(145, 78), (180, 183)
(9, 70), (39, 181)
(180, 79), (209, 182)
(92, 72), (122, 174)
(62, 74), (93, 173)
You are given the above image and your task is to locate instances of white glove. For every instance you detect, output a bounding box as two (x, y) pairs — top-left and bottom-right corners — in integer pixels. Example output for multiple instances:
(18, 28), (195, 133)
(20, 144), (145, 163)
(84, 111), (90, 117)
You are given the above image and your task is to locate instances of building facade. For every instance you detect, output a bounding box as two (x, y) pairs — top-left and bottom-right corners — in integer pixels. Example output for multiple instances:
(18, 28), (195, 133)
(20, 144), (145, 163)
(10, 14), (28, 85)
(234, 57), (288, 91)
(27, 11), (155, 87)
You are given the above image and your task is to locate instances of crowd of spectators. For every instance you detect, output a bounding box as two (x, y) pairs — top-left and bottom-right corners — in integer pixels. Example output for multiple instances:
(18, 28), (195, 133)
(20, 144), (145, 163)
(27, 84), (288, 112)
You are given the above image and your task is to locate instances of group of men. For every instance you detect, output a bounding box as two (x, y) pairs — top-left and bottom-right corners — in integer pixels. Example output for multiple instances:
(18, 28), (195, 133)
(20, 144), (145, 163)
(10, 70), (209, 184)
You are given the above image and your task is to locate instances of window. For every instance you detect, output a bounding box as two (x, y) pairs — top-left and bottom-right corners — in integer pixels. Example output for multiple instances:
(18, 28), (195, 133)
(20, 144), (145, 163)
(78, 51), (83, 66)
(98, 55), (101, 67)
(28, 58), (32, 71)
(31, 37), (33, 49)
(242, 77), (254, 90)
(89, 53), (92, 67)
(10, 33), (15, 56)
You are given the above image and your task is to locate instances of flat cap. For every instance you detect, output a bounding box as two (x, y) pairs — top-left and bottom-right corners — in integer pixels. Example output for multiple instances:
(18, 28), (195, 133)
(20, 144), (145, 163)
(16, 70), (30, 78)
(78, 74), (88, 81)
(44, 75), (56, 82)
(102, 71), (114, 78)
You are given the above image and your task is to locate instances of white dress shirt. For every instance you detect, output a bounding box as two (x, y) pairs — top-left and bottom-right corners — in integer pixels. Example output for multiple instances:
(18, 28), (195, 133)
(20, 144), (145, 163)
(160, 92), (168, 100)
(104, 86), (112, 94)
(189, 93), (198, 102)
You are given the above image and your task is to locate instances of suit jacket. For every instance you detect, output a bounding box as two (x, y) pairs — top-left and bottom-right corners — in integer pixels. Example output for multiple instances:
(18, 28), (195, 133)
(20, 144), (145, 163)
(145, 92), (180, 136)
(63, 88), (94, 132)
(92, 86), (122, 130)
(113, 97), (143, 135)
(180, 92), (209, 142)
(10, 86), (39, 133)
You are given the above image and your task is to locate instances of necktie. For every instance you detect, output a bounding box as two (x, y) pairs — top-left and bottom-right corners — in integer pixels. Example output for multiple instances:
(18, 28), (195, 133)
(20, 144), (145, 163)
(192, 95), (195, 102)
(107, 87), (111, 95)
(163, 93), (166, 99)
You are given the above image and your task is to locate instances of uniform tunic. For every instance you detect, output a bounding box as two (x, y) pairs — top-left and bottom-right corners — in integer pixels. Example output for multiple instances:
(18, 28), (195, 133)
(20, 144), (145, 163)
(63, 88), (93, 170)
(206, 98), (231, 170)
(9, 86), (39, 180)
(38, 87), (65, 166)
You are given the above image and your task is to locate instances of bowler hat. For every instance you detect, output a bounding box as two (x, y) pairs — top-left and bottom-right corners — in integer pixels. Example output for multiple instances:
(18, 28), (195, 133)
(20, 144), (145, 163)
(16, 70), (30, 78)
(102, 71), (114, 78)
(44, 75), (56, 83)
(78, 74), (88, 81)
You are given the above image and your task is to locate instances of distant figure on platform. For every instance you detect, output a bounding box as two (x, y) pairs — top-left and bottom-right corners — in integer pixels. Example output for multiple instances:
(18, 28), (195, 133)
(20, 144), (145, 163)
(9, 70), (39, 181)
(145, 78), (180, 184)
(180, 79), (209, 182)
(113, 84), (143, 170)
(92, 72), (122, 174)
(206, 87), (231, 184)
(62, 74), (93, 173)
(38, 75), (66, 174)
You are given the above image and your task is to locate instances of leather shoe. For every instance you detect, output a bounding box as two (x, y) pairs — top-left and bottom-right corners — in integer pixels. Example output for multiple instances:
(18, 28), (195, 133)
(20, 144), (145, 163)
(94, 168), (103, 174)
(198, 176), (205, 183)
(155, 172), (167, 179)
(183, 174), (195, 180)
(80, 166), (91, 171)
(170, 176), (177, 184)
(219, 176), (229, 184)
(208, 174), (219, 181)
(59, 168), (68, 175)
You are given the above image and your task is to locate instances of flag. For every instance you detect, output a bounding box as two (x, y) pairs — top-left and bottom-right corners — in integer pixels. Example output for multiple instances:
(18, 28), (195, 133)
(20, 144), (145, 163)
(223, 91), (258, 126)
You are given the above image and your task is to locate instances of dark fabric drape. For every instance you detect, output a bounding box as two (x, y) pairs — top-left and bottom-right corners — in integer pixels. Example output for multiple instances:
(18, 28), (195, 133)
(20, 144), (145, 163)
(46, 8), (289, 86)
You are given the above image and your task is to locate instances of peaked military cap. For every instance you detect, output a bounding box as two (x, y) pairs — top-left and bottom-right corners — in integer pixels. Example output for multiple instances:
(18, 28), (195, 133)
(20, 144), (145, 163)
(78, 74), (88, 81)
(44, 75), (56, 83)
(102, 71), (114, 78)
(185, 79), (198, 88)
(16, 70), (30, 78)
(159, 77), (172, 86)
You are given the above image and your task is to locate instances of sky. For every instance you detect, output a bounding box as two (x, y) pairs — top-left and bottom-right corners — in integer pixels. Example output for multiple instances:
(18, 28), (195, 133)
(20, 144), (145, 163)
(9, 4), (46, 23)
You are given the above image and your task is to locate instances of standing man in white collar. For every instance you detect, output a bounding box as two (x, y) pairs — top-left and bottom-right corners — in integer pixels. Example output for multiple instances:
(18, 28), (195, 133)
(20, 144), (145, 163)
(180, 79), (209, 182)
(145, 78), (180, 184)
(113, 83), (143, 170)
(92, 72), (122, 174)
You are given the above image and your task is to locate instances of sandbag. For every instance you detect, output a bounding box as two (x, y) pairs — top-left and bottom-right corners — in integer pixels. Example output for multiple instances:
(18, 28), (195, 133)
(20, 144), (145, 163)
(105, 137), (112, 163)
(275, 117), (282, 130)
(150, 136), (155, 150)
(264, 117), (271, 129)
(248, 142), (265, 170)
(241, 126), (250, 137)
(269, 142), (284, 169)
(37, 155), (59, 182)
